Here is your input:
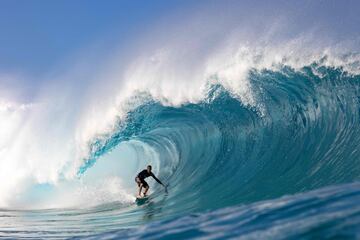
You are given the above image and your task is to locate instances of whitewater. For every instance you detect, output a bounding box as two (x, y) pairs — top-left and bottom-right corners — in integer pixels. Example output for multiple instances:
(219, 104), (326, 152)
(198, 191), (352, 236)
(1, 3), (360, 239)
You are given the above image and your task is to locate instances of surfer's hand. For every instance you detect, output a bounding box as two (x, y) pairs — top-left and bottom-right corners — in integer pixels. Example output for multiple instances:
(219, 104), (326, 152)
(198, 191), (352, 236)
(164, 184), (168, 193)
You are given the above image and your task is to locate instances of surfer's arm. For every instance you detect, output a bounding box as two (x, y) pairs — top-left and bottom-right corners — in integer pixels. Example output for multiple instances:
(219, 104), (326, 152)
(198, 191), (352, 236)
(151, 173), (164, 186)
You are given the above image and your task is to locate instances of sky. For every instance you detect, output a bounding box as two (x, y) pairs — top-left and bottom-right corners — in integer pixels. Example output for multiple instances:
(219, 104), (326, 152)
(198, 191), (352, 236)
(0, 0), (359, 101)
(0, 1), (198, 77)
(0, 0), (206, 101)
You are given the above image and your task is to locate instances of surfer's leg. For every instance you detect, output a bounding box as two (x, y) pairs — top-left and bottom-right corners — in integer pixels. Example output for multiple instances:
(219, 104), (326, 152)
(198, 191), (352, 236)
(143, 186), (149, 196)
(135, 177), (141, 187)
(142, 181), (149, 196)
(138, 184), (143, 197)
(135, 177), (142, 196)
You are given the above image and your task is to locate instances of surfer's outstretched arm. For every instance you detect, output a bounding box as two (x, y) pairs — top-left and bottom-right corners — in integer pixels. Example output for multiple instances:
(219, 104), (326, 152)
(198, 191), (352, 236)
(151, 173), (164, 186)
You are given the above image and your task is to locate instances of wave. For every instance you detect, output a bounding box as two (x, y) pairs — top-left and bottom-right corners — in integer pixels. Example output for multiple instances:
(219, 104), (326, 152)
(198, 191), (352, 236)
(78, 63), (360, 215)
(1, 58), (360, 238)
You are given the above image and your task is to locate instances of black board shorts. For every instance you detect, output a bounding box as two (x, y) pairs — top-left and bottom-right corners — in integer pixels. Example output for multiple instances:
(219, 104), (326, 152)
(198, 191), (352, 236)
(135, 177), (149, 188)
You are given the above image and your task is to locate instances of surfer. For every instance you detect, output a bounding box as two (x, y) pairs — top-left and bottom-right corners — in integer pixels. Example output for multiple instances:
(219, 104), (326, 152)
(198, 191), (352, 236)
(135, 165), (166, 197)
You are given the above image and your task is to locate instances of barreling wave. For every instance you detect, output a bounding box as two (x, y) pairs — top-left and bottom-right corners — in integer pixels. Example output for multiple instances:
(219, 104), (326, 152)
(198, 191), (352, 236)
(1, 58), (360, 239)
(79, 62), (360, 216)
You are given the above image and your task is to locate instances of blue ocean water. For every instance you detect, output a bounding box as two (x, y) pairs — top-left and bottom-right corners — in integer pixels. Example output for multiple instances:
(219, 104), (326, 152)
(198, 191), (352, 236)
(1, 64), (360, 239)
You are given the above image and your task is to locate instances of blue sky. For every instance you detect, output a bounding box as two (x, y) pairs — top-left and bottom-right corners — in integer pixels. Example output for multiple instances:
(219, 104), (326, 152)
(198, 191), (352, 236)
(0, 0), (199, 76)
(0, 0), (359, 100)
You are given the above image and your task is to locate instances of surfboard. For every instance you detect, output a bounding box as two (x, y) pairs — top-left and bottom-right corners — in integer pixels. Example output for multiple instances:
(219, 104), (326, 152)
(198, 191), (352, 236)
(135, 196), (149, 205)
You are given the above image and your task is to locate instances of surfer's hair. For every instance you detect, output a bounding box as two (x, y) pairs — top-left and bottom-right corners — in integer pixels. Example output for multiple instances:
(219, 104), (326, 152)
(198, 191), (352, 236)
(147, 165), (152, 169)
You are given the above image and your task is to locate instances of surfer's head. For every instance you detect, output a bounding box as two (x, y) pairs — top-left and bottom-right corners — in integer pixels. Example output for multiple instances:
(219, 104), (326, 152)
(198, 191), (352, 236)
(147, 165), (152, 172)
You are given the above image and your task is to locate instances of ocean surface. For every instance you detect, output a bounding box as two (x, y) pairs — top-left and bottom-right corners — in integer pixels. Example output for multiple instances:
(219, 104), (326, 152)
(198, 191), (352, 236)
(1, 61), (360, 239)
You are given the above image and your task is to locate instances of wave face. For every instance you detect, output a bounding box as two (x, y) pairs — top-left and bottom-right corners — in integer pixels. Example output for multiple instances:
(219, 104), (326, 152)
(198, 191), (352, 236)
(83, 64), (360, 210)
(1, 63), (360, 239)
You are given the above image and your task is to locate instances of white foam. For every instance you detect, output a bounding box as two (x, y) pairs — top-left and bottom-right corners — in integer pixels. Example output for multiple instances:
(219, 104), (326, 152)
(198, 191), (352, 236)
(48, 176), (135, 209)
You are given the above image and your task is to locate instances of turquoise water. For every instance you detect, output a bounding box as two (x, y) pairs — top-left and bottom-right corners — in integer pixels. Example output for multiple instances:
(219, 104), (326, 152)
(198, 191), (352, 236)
(1, 64), (360, 239)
